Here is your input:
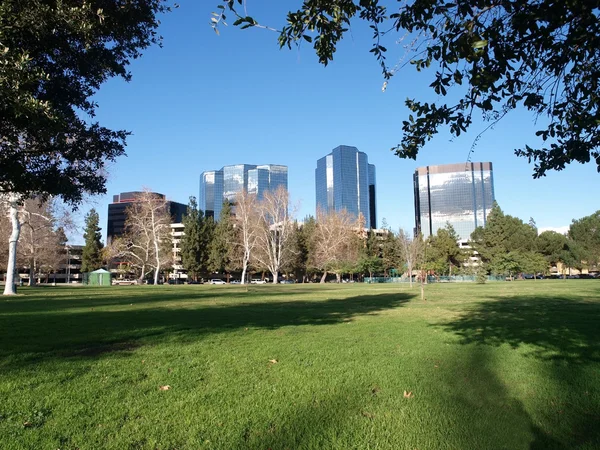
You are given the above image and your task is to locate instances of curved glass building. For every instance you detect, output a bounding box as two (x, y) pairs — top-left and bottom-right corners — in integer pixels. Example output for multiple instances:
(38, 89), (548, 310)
(414, 162), (495, 241)
(315, 145), (376, 229)
(200, 164), (288, 221)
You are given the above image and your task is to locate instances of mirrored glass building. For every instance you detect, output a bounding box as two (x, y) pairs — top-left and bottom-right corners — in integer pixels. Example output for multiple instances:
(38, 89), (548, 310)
(200, 164), (288, 221)
(315, 145), (377, 229)
(414, 162), (495, 241)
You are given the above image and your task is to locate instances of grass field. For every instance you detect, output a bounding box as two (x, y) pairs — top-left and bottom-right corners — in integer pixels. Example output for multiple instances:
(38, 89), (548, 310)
(0, 281), (599, 449)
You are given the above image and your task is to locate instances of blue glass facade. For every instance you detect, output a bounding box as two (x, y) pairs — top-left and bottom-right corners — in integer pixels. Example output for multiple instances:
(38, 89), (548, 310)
(199, 170), (224, 219)
(414, 162), (495, 241)
(248, 165), (288, 200)
(200, 164), (288, 221)
(315, 145), (376, 228)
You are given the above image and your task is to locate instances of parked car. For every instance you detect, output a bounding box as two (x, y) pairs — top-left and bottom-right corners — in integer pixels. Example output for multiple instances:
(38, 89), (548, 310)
(112, 279), (138, 286)
(230, 280), (241, 284)
(250, 279), (267, 284)
(209, 279), (226, 285)
(280, 279), (295, 284)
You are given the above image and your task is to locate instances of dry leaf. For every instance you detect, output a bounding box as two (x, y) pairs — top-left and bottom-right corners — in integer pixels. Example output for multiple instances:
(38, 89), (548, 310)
(268, 359), (278, 364)
(159, 385), (171, 391)
(23, 421), (32, 428)
(403, 390), (414, 398)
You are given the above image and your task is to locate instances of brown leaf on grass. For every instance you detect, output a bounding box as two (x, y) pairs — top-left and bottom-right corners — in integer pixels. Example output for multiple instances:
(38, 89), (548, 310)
(159, 385), (171, 391)
(361, 411), (375, 419)
(403, 390), (414, 399)
(371, 386), (380, 396)
(268, 359), (278, 364)
(23, 421), (32, 428)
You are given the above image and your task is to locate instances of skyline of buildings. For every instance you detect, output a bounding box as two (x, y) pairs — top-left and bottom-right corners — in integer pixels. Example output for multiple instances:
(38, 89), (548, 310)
(200, 164), (288, 221)
(108, 155), (497, 245)
(414, 162), (495, 241)
(315, 145), (377, 229)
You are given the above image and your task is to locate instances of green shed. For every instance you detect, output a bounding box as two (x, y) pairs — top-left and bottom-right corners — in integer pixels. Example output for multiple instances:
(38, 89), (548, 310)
(83, 269), (112, 286)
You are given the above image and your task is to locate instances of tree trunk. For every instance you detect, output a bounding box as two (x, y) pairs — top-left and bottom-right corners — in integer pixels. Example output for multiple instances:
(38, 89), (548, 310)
(4, 196), (20, 296)
(241, 264), (247, 285)
(320, 271), (327, 283)
(408, 266), (413, 288)
(271, 271), (278, 284)
(29, 258), (37, 287)
(336, 273), (341, 283)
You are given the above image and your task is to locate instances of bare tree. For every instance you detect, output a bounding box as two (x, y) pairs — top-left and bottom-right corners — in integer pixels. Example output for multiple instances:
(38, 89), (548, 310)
(398, 229), (427, 298)
(233, 190), (259, 284)
(252, 186), (295, 284)
(0, 197), (71, 288)
(108, 190), (172, 285)
(313, 208), (361, 283)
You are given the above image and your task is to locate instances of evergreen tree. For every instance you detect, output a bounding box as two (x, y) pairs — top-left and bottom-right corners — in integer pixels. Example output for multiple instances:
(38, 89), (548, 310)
(180, 197), (213, 281)
(81, 209), (104, 273)
(208, 202), (235, 280)
(569, 211), (600, 268)
(426, 223), (464, 276)
(358, 229), (383, 279)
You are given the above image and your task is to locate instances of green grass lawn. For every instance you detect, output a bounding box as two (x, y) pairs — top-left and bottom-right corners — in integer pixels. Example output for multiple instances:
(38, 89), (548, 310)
(0, 281), (599, 449)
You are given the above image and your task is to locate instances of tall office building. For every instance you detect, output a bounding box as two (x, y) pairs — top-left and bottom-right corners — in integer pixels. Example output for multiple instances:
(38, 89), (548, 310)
(414, 162), (495, 242)
(199, 170), (224, 219)
(200, 164), (288, 221)
(107, 192), (187, 245)
(315, 145), (377, 229)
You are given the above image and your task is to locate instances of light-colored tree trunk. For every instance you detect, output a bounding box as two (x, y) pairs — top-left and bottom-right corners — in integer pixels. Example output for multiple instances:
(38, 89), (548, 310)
(320, 271), (327, 283)
(4, 196), (20, 295)
(28, 260), (36, 287)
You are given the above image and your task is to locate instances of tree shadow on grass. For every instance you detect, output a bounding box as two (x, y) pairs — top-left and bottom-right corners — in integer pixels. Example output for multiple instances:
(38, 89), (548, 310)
(1, 285), (314, 314)
(441, 295), (600, 364)
(0, 291), (414, 370)
(439, 294), (600, 449)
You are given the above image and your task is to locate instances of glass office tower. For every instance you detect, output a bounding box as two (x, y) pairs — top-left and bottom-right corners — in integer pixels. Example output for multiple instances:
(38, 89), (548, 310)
(315, 145), (377, 228)
(414, 162), (495, 241)
(200, 164), (288, 221)
(247, 164), (288, 200)
(199, 170), (224, 219)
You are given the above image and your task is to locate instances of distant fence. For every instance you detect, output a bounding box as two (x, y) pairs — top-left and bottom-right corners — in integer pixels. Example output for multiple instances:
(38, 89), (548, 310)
(364, 275), (506, 284)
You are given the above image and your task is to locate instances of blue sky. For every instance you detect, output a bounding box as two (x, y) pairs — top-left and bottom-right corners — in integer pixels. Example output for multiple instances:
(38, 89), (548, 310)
(79, 1), (598, 244)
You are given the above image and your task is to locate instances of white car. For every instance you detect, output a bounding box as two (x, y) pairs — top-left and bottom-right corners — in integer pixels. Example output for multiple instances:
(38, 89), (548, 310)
(250, 279), (267, 284)
(209, 279), (226, 285)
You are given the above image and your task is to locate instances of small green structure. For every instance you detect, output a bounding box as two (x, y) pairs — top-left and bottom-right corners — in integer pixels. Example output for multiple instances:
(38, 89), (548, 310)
(83, 268), (112, 286)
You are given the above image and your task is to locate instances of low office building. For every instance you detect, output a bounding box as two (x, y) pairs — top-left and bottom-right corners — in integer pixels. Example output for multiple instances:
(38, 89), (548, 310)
(107, 191), (187, 245)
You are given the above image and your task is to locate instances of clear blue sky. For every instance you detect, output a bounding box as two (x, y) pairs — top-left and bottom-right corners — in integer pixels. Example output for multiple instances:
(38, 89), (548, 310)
(78, 1), (598, 244)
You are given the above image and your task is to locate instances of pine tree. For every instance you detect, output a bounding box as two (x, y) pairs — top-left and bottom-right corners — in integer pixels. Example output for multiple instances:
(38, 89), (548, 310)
(81, 209), (104, 273)
(208, 202), (235, 280)
(180, 197), (213, 281)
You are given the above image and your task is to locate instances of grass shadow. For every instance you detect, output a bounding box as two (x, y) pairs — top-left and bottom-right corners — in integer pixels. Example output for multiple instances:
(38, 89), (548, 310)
(440, 294), (600, 364)
(439, 293), (600, 448)
(0, 290), (414, 370)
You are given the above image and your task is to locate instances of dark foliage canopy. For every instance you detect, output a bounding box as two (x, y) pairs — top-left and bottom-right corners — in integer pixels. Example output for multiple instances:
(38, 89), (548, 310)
(81, 208), (104, 273)
(0, 0), (172, 204)
(218, 0), (600, 177)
